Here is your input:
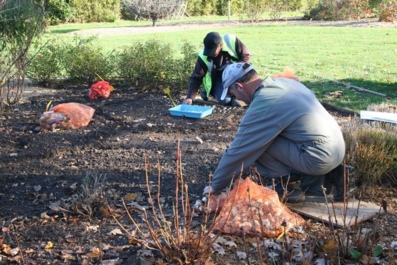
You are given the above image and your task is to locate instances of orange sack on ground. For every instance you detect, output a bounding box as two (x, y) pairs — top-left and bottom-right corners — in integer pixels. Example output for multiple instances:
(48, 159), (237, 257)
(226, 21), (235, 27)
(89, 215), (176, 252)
(39, 102), (95, 132)
(89, 81), (114, 100)
(209, 178), (305, 238)
(272, 67), (300, 82)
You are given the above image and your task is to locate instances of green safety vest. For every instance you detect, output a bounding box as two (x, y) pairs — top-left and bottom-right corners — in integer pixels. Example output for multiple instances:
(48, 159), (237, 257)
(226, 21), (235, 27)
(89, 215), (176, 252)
(199, 34), (238, 98)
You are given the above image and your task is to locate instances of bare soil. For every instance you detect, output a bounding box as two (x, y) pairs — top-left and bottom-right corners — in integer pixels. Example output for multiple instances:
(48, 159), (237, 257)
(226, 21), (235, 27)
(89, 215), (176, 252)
(0, 20), (397, 264)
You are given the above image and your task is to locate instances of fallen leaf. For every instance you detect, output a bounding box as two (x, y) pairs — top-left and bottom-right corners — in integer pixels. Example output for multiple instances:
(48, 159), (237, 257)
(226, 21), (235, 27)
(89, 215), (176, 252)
(268, 251), (279, 258)
(391, 241), (397, 248)
(86, 225), (99, 232)
(1, 244), (11, 254)
(69, 217), (79, 225)
(61, 253), (76, 261)
(100, 207), (112, 218)
(85, 247), (102, 258)
(45, 241), (54, 250)
(65, 236), (78, 243)
(315, 258), (326, 265)
(124, 192), (142, 201)
(212, 243), (225, 255)
(102, 244), (112, 250)
(223, 239), (237, 248)
(129, 237), (143, 245)
(137, 249), (152, 257)
(196, 136), (203, 144)
(360, 254), (377, 265)
(215, 235), (237, 248)
(322, 238), (338, 255)
(9, 247), (19, 256)
(126, 201), (145, 212)
(61, 249), (74, 254)
(108, 228), (123, 236)
(41, 212), (51, 220)
(236, 251), (247, 260)
(101, 259), (120, 265)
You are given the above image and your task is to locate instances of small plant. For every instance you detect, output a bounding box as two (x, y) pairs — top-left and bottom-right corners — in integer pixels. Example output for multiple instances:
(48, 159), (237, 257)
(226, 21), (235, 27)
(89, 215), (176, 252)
(49, 172), (109, 218)
(304, 176), (383, 264)
(115, 140), (220, 264)
(71, 172), (109, 218)
(343, 116), (397, 189)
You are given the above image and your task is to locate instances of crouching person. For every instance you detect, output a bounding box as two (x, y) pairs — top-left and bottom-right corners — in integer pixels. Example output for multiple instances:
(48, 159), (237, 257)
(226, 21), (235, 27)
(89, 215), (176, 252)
(203, 63), (347, 203)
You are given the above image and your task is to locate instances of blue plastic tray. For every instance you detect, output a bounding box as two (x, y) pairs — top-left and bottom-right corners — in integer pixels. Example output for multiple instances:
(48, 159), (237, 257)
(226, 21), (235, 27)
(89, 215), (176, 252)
(169, 104), (213, 119)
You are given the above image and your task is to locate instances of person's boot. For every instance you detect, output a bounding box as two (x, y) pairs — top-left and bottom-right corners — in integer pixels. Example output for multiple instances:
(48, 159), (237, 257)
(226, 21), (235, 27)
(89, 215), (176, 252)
(326, 164), (355, 202)
(273, 175), (305, 203)
(200, 88), (208, 101)
(300, 174), (333, 202)
(300, 174), (325, 195)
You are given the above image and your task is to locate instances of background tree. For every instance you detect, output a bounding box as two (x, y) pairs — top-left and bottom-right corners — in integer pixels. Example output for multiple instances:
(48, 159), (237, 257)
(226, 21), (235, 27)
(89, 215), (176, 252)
(70, 0), (120, 23)
(122, 0), (184, 26)
(0, 0), (46, 111)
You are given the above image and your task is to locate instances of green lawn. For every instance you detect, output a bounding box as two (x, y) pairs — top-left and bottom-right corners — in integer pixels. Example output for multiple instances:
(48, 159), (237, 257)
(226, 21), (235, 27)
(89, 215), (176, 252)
(46, 19), (397, 112)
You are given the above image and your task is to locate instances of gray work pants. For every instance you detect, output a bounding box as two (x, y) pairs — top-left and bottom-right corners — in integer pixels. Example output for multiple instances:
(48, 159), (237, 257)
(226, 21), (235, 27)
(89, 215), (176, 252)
(254, 133), (344, 194)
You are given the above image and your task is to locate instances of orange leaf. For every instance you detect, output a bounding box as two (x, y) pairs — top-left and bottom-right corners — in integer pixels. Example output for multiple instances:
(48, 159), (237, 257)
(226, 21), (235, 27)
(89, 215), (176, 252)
(322, 238), (338, 255)
(45, 241), (54, 250)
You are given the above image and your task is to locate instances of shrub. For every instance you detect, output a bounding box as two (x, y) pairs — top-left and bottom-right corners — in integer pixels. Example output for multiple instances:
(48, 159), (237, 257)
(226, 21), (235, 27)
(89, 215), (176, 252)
(343, 103), (397, 189)
(62, 36), (118, 84)
(307, 0), (372, 21)
(27, 38), (66, 85)
(0, 0), (46, 111)
(239, 0), (268, 22)
(115, 141), (219, 264)
(378, 0), (397, 22)
(168, 42), (198, 90)
(267, 0), (302, 19)
(27, 37), (196, 89)
(27, 36), (118, 85)
(70, 0), (120, 23)
(44, 0), (76, 25)
(117, 40), (175, 91)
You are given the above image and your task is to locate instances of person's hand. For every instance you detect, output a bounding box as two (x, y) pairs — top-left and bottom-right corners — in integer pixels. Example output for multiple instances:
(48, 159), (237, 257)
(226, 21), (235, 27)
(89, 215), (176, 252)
(183, 98), (192, 105)
(203, 185), (214, 195)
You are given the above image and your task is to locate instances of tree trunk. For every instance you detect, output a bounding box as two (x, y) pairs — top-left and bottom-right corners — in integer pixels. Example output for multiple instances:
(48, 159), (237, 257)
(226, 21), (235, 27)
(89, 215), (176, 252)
(152, 18), (157, 26)
(228, 0), (231, 20)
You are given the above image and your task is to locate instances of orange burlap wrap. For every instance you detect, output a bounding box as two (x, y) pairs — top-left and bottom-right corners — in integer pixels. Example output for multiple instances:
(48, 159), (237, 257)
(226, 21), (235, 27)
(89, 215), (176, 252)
(209, 178), (305, 238)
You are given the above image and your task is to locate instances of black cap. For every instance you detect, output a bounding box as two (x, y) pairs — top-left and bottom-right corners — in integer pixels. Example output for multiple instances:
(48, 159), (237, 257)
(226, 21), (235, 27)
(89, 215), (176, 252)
(203, 32), (222, 57)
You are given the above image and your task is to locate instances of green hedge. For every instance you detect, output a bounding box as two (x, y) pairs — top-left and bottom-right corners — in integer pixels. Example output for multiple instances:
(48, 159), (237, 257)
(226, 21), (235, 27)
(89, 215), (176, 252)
(27, 37), (197, 90)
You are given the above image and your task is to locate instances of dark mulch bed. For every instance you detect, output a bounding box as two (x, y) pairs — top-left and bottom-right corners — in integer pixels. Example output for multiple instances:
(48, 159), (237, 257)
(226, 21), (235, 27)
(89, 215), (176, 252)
(0, 84), (396, 264)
